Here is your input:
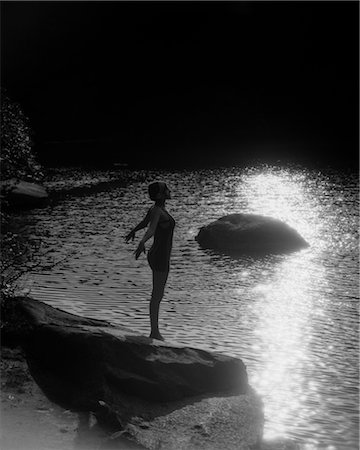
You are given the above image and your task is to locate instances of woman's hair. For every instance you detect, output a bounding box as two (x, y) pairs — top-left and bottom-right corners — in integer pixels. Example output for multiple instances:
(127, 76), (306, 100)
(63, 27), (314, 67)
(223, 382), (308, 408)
(148, 182), (167, 201)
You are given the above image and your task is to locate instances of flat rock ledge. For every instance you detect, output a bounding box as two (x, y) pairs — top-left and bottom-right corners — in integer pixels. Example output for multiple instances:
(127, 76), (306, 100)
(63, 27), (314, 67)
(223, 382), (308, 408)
(196, 213), (309, 254)
(2, 296), (264, 449)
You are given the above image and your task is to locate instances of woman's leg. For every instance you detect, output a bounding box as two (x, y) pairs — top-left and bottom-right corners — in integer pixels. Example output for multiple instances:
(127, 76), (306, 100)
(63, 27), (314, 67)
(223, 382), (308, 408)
(149, 270), (169, 340)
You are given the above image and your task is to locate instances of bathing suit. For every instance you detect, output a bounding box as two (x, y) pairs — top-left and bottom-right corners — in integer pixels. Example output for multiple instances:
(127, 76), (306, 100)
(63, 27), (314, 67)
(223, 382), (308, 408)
(147, 208), (175, 273)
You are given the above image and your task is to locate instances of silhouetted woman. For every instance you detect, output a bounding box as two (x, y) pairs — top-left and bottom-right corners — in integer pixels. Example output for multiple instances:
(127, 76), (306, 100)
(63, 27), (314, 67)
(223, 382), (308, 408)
(125, 182), (175, 340)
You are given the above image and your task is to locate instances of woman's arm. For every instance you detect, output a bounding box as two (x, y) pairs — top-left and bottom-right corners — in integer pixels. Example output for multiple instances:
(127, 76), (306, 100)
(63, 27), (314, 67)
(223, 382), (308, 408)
(134, 207), (161, 259)
(125, 208), (152, 242)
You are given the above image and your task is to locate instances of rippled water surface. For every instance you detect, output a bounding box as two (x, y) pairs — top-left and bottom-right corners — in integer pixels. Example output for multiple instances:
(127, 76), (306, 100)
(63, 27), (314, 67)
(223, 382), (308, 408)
(15, 165), (359, 449)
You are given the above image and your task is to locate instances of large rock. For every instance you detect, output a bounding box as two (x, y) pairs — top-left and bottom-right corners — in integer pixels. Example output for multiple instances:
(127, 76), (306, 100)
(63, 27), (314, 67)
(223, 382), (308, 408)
(2, 296), (263, 449)
(1, 179), (48, 208)
(196, 213), (309, 254)
(2, 297), (248, 407)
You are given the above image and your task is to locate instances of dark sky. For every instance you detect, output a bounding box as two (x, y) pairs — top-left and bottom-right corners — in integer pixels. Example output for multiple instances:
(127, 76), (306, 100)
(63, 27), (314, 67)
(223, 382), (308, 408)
(1, 1), (359, 167)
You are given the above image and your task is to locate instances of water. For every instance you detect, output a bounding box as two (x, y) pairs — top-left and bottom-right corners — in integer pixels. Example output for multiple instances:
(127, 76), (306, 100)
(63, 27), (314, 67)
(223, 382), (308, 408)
(14, 164), (359, 449)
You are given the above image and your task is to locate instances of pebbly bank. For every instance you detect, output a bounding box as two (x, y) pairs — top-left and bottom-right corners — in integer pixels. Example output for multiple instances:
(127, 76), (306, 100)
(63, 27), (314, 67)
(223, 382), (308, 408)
(1, 296), (264, 450)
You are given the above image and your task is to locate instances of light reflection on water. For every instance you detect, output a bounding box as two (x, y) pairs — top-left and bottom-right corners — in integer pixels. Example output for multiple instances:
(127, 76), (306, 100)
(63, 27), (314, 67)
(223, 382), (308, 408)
(16, 165), (359, 449)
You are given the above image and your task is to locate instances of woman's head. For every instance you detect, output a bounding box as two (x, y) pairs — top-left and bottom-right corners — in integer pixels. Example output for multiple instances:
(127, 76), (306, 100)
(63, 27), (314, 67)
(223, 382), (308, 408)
(148, 182), (171, 201)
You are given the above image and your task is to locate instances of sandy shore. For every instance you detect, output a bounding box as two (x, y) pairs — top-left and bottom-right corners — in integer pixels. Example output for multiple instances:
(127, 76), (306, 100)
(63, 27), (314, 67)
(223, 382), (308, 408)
(0, 346), (81, 450)
(0, 346), (152, 450)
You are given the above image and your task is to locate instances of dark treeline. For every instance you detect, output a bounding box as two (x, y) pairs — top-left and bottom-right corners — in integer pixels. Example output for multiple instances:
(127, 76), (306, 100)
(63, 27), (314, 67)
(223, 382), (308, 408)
(1, 2), (359, 169)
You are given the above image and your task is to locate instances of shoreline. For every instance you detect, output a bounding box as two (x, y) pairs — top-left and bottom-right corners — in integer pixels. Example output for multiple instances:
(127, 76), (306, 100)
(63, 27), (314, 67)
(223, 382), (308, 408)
(0, 344), (301, 450)
(0, 296), (301, 450)
(0, 346), (80, 450)
(0, 346), (146, 450)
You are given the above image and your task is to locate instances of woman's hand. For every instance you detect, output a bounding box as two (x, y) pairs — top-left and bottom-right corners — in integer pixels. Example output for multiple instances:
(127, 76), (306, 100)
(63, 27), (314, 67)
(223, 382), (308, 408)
(125, 230), (135, 243)
(134, 241), (146, 259)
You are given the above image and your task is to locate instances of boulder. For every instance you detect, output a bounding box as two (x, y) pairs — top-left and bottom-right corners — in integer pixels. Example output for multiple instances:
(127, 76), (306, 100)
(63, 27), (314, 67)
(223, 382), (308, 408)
(1, 179), (48, 208)
(2, 297), (248, 408)
(196, 213), (309, 254)
(1, 296), (263, 449)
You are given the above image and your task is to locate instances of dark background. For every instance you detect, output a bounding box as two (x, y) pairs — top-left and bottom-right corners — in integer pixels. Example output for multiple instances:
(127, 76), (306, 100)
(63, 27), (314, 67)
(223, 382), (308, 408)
(1, 1), (359, 168)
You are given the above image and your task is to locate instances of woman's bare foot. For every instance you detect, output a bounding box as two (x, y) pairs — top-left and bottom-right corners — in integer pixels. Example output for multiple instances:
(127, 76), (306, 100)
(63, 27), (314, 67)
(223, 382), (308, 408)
(149, 332), (164, 341)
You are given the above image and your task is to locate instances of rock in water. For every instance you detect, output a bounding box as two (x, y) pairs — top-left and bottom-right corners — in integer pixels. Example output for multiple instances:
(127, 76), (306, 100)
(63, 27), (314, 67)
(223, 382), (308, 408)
(1, 179), (48, 208)
(196, 213), (309, 254)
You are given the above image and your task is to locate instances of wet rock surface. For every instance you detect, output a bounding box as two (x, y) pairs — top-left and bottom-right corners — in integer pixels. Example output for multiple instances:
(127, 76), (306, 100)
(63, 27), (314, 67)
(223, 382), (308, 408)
(196, 213), (309, 254)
